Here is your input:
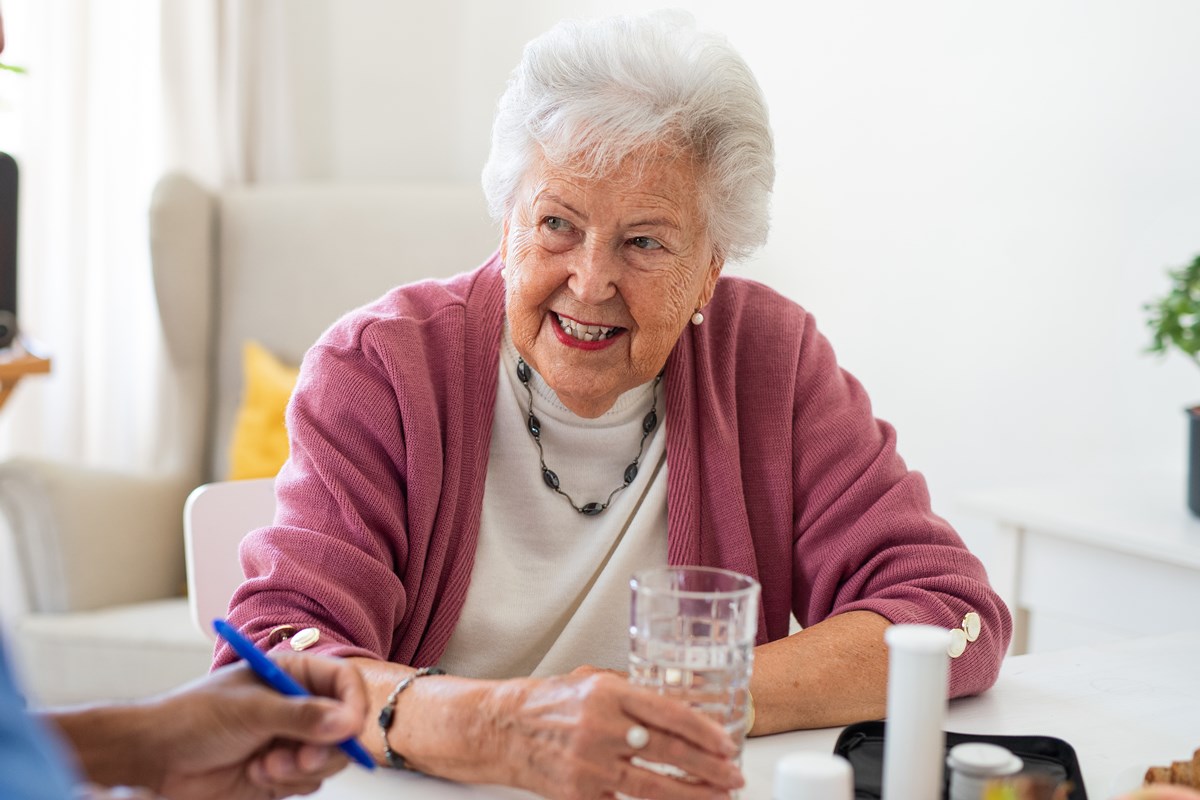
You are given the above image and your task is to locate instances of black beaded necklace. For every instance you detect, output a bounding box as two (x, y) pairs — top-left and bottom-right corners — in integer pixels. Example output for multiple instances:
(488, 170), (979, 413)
(515, 357), (661, 516)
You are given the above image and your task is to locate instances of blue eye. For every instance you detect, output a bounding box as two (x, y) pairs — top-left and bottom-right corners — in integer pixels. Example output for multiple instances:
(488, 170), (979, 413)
(630, 236), (662, 250)
(544, 216), (572, 232)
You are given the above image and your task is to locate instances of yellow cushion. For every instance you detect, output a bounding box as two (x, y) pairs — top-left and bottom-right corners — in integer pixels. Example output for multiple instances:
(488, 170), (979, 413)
(227, 340), (300, 480)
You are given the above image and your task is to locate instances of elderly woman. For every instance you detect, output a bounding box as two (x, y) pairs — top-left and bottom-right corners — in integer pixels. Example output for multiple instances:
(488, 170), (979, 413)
(217, 12), (1010, 800)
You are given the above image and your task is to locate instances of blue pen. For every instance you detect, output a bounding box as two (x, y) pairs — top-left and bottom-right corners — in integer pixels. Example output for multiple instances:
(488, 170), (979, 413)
(213, 618), (376, 770)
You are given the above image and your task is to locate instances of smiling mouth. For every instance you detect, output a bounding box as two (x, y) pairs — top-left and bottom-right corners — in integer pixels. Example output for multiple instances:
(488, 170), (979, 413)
(554, 313), (624, 342)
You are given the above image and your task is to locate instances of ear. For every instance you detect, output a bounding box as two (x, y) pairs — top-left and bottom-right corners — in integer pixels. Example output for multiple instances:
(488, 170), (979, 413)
(500, 217), (511, 267)
(697, 253), (725, 309)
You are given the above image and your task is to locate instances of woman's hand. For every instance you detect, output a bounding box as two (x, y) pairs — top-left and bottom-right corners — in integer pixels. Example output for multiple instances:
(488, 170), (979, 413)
(483, 670), (744, 800)
(1116, 789), (1200, 800)
(566, 663), (628, 680)
(347, 659), (741, 800)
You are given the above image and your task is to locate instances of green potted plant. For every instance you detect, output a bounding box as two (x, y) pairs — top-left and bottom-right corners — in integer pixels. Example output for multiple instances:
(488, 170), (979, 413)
(1145, 253), (1200, 516)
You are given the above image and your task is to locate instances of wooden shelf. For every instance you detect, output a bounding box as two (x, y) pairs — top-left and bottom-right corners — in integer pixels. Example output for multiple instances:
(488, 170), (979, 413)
(0, 345), (51, 409)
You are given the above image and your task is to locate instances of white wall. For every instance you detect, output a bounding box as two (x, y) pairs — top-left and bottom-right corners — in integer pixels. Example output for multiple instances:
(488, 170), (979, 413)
(272, 1), (1200, 553)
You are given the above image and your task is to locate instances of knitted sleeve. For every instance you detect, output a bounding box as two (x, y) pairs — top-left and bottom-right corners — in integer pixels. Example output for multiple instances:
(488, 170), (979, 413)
(788, 314), (1011, 697)
(212, 263), (502, 670)
(213, 336), (417, 667)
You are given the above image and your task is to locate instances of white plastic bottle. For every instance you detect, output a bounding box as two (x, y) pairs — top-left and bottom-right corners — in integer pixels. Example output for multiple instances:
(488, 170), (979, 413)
(881, 624), (953, 800)
(773, 752), (854, 800)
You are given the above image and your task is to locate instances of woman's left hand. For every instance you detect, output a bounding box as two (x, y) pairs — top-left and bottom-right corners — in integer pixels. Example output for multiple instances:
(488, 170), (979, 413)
(567, 664), (628, 680)
(480, 670), (744, 800)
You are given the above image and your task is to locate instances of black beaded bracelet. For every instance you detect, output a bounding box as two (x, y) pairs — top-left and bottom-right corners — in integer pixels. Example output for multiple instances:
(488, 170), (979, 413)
(378, 666), (447, 770)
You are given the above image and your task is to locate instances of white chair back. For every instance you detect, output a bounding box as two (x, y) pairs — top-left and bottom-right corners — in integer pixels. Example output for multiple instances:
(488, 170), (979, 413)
(184, 478), (277, 640)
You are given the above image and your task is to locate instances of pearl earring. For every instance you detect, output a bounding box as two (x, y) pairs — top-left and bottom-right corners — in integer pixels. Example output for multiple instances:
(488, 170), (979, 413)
(691, 310), (704, 326)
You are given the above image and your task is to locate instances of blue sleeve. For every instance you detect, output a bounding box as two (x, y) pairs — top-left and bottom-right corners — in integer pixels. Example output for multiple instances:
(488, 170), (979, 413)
(0, 637), (79, 800)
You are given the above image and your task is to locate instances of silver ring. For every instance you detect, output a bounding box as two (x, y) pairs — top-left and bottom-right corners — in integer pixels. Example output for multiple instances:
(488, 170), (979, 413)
(625, 724), (650, 750)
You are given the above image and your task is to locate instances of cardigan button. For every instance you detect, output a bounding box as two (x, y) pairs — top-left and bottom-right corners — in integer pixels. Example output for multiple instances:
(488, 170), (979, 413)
(963, 612), (982, 642)
(960, 614), (979, 642)
(290, 627), (320, 651)
(947, 627), (968, 658)
(266, 624), (298, 646)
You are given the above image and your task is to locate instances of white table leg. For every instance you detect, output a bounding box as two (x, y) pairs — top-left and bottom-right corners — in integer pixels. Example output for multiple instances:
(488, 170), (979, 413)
(988, 521), (1028, 655)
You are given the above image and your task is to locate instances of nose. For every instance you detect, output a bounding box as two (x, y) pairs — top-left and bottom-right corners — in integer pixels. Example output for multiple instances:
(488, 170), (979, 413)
(567, 239), (619, 306)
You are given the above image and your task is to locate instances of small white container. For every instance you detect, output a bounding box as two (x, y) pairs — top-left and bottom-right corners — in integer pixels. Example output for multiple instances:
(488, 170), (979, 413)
(772, 752), (854, 800)
(946, 742), (1024, 800)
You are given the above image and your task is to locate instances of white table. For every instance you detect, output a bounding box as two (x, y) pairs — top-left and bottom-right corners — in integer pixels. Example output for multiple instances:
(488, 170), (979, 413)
(960, 477), (1200, 654)
(313, 630), (1200, 800)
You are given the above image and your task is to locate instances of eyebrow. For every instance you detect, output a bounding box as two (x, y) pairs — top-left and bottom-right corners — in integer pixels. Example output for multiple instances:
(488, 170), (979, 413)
(533, 192), (682, 232)
(534, 192), (586, 220)
(628, 217), (681, 231)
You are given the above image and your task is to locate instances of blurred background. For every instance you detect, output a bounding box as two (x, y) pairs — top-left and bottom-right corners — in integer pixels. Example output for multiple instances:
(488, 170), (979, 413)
(0, 0), (1197, 688)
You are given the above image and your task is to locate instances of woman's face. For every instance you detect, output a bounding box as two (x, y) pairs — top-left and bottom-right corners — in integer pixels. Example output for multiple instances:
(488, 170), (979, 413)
(502, 148), (723, 419)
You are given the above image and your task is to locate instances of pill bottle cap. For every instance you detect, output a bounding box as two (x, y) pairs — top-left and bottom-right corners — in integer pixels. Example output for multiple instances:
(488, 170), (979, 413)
(946, 742), (1024, 778)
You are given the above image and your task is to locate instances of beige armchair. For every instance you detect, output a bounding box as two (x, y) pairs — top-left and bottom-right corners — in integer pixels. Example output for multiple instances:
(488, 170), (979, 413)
(0, 174), (498, 704)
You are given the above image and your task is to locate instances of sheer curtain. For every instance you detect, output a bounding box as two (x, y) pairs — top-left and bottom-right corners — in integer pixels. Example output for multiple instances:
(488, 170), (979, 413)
(0, 0), (297, 473)
(161, 0), (304, 185)
(0, 1), (165, 470)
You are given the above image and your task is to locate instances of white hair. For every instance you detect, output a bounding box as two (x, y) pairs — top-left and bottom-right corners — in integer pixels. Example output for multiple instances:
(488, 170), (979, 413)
(481, 11), (775, 263)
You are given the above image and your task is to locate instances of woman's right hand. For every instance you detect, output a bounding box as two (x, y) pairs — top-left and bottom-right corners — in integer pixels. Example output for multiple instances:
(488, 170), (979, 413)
(481, 670), (745, 800)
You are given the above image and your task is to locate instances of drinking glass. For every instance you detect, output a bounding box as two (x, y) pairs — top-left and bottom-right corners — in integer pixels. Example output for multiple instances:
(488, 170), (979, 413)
(628, 566), (761, 761)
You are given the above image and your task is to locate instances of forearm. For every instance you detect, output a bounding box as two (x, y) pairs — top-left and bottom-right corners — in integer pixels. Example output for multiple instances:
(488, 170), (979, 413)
(749, 609), (890, 735)
(44, 703), (166, 791)
(349, 657), (744, 800)
(345, 656), (509, 783)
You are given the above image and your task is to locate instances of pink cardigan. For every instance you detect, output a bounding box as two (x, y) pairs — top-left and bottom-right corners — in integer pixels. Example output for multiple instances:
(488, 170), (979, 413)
(217, 252), (1010, 697)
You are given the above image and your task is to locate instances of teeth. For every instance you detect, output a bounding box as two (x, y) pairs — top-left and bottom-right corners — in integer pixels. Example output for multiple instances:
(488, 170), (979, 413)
(556, 313), (619, 342)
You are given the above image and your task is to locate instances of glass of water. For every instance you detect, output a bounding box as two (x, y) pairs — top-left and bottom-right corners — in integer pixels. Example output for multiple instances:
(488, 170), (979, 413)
(629, 566), (761, 761)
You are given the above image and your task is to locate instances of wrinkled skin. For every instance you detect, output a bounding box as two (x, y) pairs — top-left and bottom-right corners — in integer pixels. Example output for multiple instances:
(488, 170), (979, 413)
(502, 146), (723, 418)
